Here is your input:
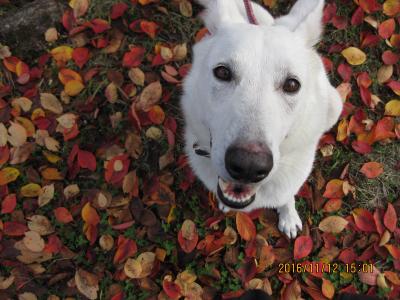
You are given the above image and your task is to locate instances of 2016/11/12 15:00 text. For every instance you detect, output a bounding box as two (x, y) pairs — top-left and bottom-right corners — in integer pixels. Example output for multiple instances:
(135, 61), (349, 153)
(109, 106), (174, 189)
(278, 263), (374, 274)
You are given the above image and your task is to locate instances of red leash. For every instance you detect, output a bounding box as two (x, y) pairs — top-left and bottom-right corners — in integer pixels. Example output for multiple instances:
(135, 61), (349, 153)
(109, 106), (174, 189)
(243, 0), (258, 25)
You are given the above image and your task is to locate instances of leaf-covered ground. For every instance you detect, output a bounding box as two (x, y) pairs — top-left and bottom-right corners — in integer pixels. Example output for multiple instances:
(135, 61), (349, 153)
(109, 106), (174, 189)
(0, 0), (399, 299)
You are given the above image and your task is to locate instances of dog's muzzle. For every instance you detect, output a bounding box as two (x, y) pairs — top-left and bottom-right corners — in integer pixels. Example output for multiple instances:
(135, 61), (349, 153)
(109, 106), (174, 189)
(217, 177), (257, 209)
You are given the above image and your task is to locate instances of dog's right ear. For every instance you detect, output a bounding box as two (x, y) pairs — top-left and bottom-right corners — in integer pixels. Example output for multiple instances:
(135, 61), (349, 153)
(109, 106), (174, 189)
(196, 0), (274, 33)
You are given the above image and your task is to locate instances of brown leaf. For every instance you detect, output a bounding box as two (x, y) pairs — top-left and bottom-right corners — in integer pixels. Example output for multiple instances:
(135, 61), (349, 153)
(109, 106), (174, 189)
(136, 81), (162, 112)
(75, 269), (99, 300)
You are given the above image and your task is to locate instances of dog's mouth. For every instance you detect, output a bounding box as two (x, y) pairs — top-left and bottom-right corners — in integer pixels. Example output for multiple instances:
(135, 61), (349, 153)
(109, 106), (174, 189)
(217, 177), (257, 209)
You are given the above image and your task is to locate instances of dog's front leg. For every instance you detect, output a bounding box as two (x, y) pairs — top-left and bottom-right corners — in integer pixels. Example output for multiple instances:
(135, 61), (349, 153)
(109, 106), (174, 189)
(276, 198), (302, 239)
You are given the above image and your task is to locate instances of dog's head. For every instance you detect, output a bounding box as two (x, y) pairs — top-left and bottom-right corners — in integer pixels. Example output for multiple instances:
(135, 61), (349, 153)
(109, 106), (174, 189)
(182, 0), (342, 210)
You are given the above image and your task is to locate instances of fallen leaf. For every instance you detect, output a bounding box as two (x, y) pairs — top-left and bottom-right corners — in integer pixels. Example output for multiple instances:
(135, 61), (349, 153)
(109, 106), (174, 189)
(293, 235), (313, 260)
(236, 212), (256, 241)
(318, 216), (348, 234)
(360, 162), (384, 179)
(341, 47), (367, 65)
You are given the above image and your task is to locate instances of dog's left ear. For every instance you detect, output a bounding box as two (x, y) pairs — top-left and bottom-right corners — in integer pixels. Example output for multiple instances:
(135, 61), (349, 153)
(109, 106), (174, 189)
(275, 0), (324, 46)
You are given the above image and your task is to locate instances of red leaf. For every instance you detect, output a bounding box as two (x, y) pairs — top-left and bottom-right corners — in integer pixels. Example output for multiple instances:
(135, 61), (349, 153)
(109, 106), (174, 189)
(360, 86), (372, 107)
(113, 235), (137, 264)
(44, 234), (62, 254)
(88, 18), (110, 34)
(337, 63), (352, 82)
(294, 236), (313, 260)
(351, 141), (372, 154)
(360, 162), (384, 179)
(236, 212), (256, 241)
(378, 18), (396, 39)
(351, 6), (364, 26)
(178, 220), (199, 253)
(237, 257), (257, 283)
(384, 203), (397, 232)
(323, 3), (336, 24)
(77, 149), (97, 171)
(3, 221), (27, 236)
(352, 208), (377, 232)
(339, 248), (357, 264)
(373, 209), (385, 236)
(72, 47), (90, 69)
(122, 47), (145, 68)
(357, 72), (372, 88)
(105, 154), (130, 185)
(382, 50), (400, 65)
(110, 2), (129, 19)
(1, 194), (16, 214)
(332, 15), (347, 30)
(359, 0), (381, 13)
(387, 81), (400, 95)
(54, 207), (73, 224)
(162, 280), (181, 300)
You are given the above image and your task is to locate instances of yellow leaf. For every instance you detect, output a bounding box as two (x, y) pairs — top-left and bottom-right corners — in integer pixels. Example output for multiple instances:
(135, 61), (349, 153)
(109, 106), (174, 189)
(50, 46), (73, 63)
(43, 151), (62, 164)
(136, 81), (162, 112)
(65, 80), (85, 96)
(21, 183), (42, 197)
(0, 167), (20, 185)
(385, 100), (400, 117)
(341, 47), (367, 65)
(15, 117), (35, 137)
(38, 184), (55, 207)
(0, 123), (7, 147)
(336, 119), (348, 142)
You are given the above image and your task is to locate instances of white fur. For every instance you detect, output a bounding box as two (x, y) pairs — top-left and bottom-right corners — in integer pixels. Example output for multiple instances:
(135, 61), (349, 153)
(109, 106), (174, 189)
(181, 0), (343, 238)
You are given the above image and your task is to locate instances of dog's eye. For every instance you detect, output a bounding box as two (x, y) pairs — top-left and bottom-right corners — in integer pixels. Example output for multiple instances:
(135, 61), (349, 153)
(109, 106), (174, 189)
(282, 78), (301, 94)
(213, 66), (233, 82)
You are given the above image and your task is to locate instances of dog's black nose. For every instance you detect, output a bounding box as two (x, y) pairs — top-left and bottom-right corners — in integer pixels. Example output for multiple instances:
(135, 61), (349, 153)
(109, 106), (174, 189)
(225, 143), (273, 183)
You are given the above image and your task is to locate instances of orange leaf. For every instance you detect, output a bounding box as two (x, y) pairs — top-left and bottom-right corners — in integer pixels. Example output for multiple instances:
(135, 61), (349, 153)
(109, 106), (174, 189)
(322, 278), (335, 299)
(140, 21), (158, 39)
(385, 244), (400, 259)
(58, 68), (83, 85)
(236, 212), (256, 241)
(323, 179), (344, 198)
(113, 235), (138, 264)
(378, 18), (395, 39)
(41, 168), (64, 180)
(65, 80), (85, 96)
(360, 162), (384, 179)
(81, 202), (100, 226)
(383, 0), (400, 16)
(293, 235), (313, 260)
(323, 198), (342, 213)
(0, 167), (20, 185)
(54, 207), (73, 224)
(148, 105), (165, 125)
(3, 56), (20, 73)
(83, 223), (98, 245)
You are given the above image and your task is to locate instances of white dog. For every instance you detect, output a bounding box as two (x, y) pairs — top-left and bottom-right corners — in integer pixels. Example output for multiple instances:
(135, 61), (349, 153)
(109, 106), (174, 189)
(181, 0), (343, 238)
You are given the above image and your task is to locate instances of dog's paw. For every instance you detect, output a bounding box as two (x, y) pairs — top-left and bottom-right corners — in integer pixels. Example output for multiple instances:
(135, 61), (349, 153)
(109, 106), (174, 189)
(277, 206), (302, 239)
